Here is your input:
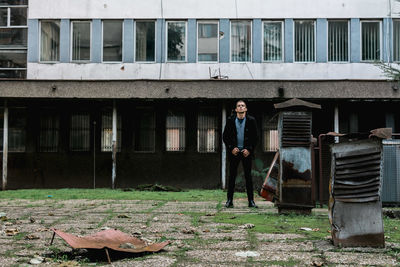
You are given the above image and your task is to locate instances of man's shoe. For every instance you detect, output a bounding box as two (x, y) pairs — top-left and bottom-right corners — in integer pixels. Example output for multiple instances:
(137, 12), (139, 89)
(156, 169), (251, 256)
(248, 200), (258, 208)
(225, 199), (234, 208)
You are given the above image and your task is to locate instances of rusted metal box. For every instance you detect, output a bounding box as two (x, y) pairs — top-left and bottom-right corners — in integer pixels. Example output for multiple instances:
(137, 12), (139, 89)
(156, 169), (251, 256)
(329, 139), (385, 247)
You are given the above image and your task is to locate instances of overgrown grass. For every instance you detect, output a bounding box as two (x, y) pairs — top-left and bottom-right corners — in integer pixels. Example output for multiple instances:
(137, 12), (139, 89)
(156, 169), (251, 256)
(0, 189), (247, 201)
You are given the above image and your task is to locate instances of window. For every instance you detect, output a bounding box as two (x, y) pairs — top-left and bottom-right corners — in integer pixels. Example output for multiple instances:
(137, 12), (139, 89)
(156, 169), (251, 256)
(328, 20), (349, 62)
(263, 21), (283, 62)
(231, 20), (251, 62)
(39, 114), (59, 152)
(197, 109), (219, 152)
(394, 20), (400, 62)
(167, 21), (186, 62)
(0, 108), (26, 152)
(133, 108), (155, 152)
(166, 111), (185, 151)
(263, 115), (278, 152)
(70, 113), (90, 151)
(40, 20), (60, 62)
(135, 21), (155, 62)
(102, 20), (123, 62)
(197, 21), (218, 62)
(0, 1), (27, 78)
(71, 21), (91, 62)
(294, 20), (315, 62)
(361, 21), (381, 61)
(101, 111), (121, 152)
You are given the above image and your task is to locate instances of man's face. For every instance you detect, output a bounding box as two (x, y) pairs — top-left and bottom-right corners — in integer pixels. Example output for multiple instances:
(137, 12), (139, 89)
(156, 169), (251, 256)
(235, 101), (247, 114)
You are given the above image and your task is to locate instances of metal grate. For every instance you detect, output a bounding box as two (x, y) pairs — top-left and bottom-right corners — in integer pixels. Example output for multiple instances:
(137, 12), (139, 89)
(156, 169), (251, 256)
(281, 113), (311, 147)
(382, 140), (400, 203)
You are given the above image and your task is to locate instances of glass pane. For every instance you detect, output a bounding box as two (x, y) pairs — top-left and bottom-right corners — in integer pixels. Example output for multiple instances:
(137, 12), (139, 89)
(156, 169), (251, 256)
(0, 50), (26, 68)
(197, 110), (219, 152)
(263, 115), (278, 152)
(0, 0), (27, 5)
(0, 28), (27, 47)
(10, 7), (26, 26)
(0, 8), (7, 26)
(103, 20), (123, 62)
(166, 112), (185, 151)
(101, 112), (121, 152)
(362, 22), (380, 61)
(135, 21), (155, 62)
(231, 21), (251, 62)
(134, 109), (155, 152)
(295, 20), (315, 62)
(0, 69), (25, 78)
(72, 21), (91, 61)
(263, 22), (282, 61)
(328, 21), (348, 62)
(394, 21), (400, 61)
(198, 22), (218, 62)
(40, 20), (60, 61)
(167, 21), (186, 61)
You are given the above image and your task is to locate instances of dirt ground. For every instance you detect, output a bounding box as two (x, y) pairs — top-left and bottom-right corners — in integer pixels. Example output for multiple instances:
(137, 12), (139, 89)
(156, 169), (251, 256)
(0, 198), (398, 266)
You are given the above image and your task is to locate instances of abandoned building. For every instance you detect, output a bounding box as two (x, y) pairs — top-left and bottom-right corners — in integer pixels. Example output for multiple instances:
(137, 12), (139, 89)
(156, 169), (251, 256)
(0, 0), (399, 203)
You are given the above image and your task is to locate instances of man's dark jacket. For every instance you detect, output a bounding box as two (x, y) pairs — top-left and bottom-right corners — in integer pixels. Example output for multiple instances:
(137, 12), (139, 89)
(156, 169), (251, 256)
(223, 114), (258, 157)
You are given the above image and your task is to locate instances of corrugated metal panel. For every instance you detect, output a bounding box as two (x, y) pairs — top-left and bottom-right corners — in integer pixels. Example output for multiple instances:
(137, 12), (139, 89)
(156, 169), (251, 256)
(382, 140), (400, 203)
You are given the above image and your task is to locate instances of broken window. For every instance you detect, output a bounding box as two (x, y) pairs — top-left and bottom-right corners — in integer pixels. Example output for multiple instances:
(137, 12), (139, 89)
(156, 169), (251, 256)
(263, 114), (279, 152)
(167, 21), (186, 62)
(71, 21), (91, 62)
(103, 20), (123, 62)
(166, 111), (185, 151)
(231, 20), (251, 62)
(70, 113), (90, 152)
(361, 21), (381, 61)
(197, 21), (218, 62)
(133, 108), (155, 152)
(328, 20), (349, 62)
(39, 114), (59, 152)
(263, 21), (283, 62)
(135, 20), (155, 62)
(197, 109), (219, 152)
(101, 111), (121, 152)
(40, 20), (60, 62)
(0, 108), (26, 152)
(294, 20), (315, 62)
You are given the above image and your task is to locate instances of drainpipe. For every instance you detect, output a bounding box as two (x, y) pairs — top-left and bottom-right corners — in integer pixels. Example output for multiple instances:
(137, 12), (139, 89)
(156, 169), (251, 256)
(334, 105), (339, 143)
(112, 101), (117, 189)
(221, 103), (227, 189)
(2, 100), (8, 190)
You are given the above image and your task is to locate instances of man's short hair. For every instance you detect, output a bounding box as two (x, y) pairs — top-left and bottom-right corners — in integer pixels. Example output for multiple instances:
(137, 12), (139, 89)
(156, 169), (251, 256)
(236, 99), (247, 107)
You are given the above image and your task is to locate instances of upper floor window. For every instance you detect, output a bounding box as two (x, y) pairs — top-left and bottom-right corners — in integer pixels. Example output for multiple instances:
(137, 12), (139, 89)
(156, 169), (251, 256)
(167, 21), (186, 62)
(40, 20), (60, 62)
(197, 21), (218, 62)
(0, 5), (27, 27)
(166, 111), (185, 151)
(361, 21), (381, 62)
(394, 20), (400, 62)
(102, 20), (123, 62)
(71, 21), (91, 62)
(328, 20), (349, 62)
(231, 20), (251, 62)
(135, 20), (155, 62)
(263, 21), (283, 62)
(294, 20), (315, 62)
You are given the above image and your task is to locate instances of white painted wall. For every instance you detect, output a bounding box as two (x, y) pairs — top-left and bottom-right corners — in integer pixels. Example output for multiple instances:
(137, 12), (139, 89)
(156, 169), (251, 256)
(27, 62), (386, 80)
(29, 0), (394, 19)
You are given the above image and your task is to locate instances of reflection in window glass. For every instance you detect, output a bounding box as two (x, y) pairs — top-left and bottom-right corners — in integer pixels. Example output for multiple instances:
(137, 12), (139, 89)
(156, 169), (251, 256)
(72, 21), (91, 61)
(167, 21), (186, 61)
(135, 21), (155, 62)
(166, 111), (185, 151)
(295, 20), (315, 62)
(361, 21), (380, 61)
(103, 20), (123, 62)
(0, 28), (28, 47)
(263, 21), (283, 61)
(198, 22), (218, 62)
(0, 69), (25, 78)
(40, 20), (60, 62)
(0, 0), (27, 5)
(0, 50), (27, 68)
(10, 7), (27, 26)
(0, 8), (7, 26)
(231, 21), (251, 62)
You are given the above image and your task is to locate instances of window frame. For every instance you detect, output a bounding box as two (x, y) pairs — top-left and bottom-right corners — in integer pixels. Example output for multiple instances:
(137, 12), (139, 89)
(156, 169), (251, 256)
(134, 20), (156, 63)
(230, 20), (252, 63)
(0, 5), (28, 28)
(69, 112), (91, 152)
(293, 19), (316, 63)
(70, 20), (92, 63)
(196, 20), (219, 63)
(360, 20), (382, 62)
(165, 110), (186, 152)
(196, 107), (220, 153)
(262, 113), (279, 153)
(39, 19), (61, 63)
(101, 19), (124, 63)
(166, 20), (188, 63)
(262, 20), (284, 63)
(327, 19), (350, 63)
(133, 106), (156, 153)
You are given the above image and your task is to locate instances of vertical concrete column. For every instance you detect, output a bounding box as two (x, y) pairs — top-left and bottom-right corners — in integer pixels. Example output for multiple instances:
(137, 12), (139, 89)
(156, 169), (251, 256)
(60, 19), (70, 62)
(334, 105), (339, 143)
(284, 19), (294, 62)
(350, 18), (360, 63)
(221, 103), (227, 189)
(92, 19), (102, 63)
(252, 19), (262, 63)
(187, 19), (197, 63)
(219, 19), (230, 63)
(112, 100), (117, 189)
(2, 100), (8, 190)
(123, 19), (134, 62)
(28, 19), (39, 62)
(316, 19), (327, 62)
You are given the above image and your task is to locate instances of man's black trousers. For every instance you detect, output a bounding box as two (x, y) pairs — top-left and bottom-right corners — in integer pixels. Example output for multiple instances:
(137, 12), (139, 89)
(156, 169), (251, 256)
(227, 153), (254, 201)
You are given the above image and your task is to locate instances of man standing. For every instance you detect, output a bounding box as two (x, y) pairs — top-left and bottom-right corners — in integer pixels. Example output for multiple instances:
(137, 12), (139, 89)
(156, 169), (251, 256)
(223, 100), (258, 208)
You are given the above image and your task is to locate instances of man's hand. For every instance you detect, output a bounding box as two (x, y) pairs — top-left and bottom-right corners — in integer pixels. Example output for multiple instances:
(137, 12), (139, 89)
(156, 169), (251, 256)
(232, 147), (240, 156)
(242, 149), (250, 157)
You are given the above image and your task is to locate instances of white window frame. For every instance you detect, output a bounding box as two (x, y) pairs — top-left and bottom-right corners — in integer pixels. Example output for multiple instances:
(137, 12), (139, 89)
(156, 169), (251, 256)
(196, 20), (219, 63)
(166, 20), (187, 63)
(134, 20), (157, 63)
(230, 20), (252, 63)
(262, 20), (284, 63)
(101, 19), (124, 63)
(327, 20), (350, 63)
(39, 19), (61, 63)
(70, 20), (92, 63)
(0, 5), (28, 28)
(393, 19), (400, 62)
(360, 20), (382, 62)
(293, 19), (316, 63)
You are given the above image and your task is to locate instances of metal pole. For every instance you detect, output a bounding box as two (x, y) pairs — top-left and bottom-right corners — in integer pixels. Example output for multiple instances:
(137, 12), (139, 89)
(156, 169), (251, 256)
(2, 100), (8, 191)
(221, 103), (227, 189)
(93, 121), (96, 189)
(111, 101), (117, 189)
(334, 105), (339, 143)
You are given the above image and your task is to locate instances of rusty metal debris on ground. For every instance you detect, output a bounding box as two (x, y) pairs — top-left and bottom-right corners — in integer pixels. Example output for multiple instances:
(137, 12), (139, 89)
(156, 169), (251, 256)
(50, 229), (170, 264)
